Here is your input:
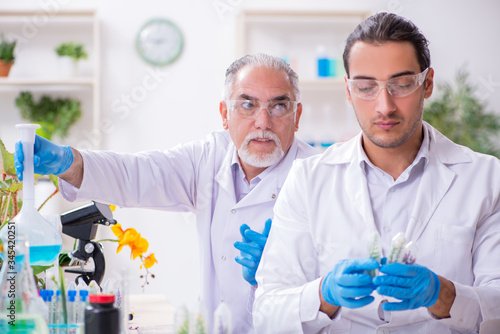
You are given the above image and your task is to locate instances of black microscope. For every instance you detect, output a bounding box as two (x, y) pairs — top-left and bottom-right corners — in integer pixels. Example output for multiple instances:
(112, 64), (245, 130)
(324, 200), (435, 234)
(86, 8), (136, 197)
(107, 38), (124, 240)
(60, 201), (117, 285)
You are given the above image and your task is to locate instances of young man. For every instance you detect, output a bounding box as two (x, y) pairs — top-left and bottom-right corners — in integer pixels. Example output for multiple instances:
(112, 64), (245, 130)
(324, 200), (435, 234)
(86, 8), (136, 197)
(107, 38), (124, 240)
(15, 54), (318, 333)
(254, 13), (500, 333)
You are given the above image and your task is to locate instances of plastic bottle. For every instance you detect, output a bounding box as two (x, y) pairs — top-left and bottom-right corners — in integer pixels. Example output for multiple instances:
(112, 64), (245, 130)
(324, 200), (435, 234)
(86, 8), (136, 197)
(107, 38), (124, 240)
(316, 45), (329, 77)
(0, 124), (62, 265)
(84, 294), (120, 334)
(76, 289), (89, 327)
(0, 236), (49, 333)
(67, 289), (78, 334)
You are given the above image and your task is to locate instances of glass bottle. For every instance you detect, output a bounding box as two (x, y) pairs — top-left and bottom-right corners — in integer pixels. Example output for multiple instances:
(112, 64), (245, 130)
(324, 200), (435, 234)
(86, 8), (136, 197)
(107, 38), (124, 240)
(0, 124), (62, 266)
(0, 236), (49, 333)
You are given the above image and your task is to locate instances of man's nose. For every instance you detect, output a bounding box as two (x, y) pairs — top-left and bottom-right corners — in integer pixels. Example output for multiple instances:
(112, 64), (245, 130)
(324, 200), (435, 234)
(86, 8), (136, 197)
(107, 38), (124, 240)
(374, 87), (397, 117)
(254, 107), (272, 129)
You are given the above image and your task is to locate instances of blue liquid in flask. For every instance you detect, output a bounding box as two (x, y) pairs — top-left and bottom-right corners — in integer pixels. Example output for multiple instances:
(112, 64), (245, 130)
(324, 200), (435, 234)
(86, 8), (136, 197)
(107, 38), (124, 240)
(30, 244), (63, 265)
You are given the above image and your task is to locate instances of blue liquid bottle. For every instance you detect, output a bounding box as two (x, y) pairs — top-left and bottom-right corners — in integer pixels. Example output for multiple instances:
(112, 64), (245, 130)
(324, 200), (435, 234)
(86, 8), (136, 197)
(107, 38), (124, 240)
(0, 124), (62, 265)
(0, 236), (49, 333)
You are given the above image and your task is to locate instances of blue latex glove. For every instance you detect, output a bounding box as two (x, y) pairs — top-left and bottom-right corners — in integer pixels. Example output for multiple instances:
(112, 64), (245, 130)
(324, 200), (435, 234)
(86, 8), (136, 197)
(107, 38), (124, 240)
(234, 218), (272, 286)
(373, 262), (440, 311)
(321, 258), (379, 308)
(14, 135), (73, 180)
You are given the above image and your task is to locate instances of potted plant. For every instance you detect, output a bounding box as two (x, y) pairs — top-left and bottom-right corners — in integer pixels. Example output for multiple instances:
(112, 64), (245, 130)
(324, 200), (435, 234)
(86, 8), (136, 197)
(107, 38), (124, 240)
(54, 42), (88, 77)
(423, 68), (500, 158)
(15, 91), (82, 140)
(0, 34), (16, 77)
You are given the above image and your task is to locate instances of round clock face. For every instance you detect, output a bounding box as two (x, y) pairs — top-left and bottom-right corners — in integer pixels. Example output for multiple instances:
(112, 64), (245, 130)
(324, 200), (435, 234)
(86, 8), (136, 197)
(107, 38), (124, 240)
(136, 18), (183, 66)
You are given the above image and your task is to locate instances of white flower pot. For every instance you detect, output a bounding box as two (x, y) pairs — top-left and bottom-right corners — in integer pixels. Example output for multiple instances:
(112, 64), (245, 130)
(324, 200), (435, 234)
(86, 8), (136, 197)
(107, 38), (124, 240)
(58, 56), (78, 77)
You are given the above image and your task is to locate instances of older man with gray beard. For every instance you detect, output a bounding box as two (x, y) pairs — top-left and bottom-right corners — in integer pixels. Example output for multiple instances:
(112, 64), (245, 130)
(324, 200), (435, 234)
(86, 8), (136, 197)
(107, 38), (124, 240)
(14, 53), (319, 333)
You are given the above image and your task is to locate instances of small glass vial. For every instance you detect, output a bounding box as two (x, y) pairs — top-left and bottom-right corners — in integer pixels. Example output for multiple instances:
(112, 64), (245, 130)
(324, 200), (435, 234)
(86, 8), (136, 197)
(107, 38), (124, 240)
(84, 294), (119, 334)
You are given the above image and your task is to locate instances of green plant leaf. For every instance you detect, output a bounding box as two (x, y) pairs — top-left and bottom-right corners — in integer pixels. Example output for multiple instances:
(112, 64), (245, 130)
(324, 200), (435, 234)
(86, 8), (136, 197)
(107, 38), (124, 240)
(55, 42), (88, 60)
(0, 34), (16, 62)
(59, 251), (72, 267)
(15, 91), (82, 141)
(0, 139), (17, 177)
(32, 264), (53, 276)
(58, 265), (68, 325)
(423, 68), (500, 158)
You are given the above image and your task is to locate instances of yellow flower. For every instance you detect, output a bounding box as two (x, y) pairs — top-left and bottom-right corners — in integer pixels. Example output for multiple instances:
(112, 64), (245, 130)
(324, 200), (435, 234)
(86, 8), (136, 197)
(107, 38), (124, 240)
(108, 221), (157, 289)
(111, 223), (149, 259)
(131, 236), (149, 260)
(111, 223), (124, 238)
(141, 253), (158, 269)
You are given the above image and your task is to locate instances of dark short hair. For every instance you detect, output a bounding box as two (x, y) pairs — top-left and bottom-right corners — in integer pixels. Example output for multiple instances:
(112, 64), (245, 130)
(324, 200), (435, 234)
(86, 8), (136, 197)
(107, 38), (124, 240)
(343, 12), (431, 77)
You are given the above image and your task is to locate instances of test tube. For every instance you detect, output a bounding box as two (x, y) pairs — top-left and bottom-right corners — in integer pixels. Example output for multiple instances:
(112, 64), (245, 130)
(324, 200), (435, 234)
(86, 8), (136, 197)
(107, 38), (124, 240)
(67, 289), (77, 334)
(46, 290), (57, 334)
(76, 289), (89, 326)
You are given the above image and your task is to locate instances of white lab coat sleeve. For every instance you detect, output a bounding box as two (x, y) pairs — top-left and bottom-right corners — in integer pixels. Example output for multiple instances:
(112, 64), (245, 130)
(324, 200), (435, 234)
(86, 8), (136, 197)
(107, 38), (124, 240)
(59, 138), (213, 212)
(436, 195), (500, 332)
(253, 160), (332, 333)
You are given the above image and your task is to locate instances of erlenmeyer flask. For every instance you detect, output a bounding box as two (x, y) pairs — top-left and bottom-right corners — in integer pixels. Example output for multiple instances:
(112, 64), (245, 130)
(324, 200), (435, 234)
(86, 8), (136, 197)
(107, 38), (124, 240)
(0, 124), (62, 265)
(0, 236), (49, 333)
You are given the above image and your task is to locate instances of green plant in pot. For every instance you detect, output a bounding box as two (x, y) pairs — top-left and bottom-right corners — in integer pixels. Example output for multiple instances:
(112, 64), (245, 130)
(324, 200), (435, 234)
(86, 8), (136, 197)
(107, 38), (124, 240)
(0, 34), (16, 77)
(55, 42), (88, 77)
(424, 68), (500, 158)
(15, 91), (82, 141)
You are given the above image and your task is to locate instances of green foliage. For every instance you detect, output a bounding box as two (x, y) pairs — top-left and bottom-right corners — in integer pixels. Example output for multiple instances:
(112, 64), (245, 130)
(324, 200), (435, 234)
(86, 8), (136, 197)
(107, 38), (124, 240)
(195, 314), (207, 334)
(177, 318), (189, 334)
(55, 42), (88, 61)
(424, 69), (500, 158)
(15, 91), (82, 140)
(0, 34), (16, 62)
(0, 139), (22, 226)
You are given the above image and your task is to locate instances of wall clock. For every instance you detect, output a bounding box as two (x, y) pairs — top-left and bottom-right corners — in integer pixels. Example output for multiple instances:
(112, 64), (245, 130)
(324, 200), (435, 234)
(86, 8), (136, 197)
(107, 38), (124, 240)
(136, 18), (183, 66)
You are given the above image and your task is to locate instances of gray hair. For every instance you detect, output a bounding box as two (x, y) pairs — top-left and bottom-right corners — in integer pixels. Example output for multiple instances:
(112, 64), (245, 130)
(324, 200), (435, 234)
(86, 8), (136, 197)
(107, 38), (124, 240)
(222, 53), (300, 101)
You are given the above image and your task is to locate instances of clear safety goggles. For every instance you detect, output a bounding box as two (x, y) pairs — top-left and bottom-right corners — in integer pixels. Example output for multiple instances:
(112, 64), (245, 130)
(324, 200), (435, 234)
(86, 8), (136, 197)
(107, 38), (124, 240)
(226, 100), (298, 119)
(346, 68), (429, 100)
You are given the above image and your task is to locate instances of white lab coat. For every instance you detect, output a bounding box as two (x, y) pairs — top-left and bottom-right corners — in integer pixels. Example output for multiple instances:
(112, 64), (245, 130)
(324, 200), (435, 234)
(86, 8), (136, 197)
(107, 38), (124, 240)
(254, 122), (500, 333)
(59, 130), (318, 333)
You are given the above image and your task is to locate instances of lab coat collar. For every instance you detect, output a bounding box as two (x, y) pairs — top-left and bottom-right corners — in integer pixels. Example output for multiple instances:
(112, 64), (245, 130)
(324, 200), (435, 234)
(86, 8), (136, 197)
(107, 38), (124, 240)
(215, 136), (301, 209)
(215, 143), (238, 204)
(320, 121), (472, 244)
(319, 121), (472, 167)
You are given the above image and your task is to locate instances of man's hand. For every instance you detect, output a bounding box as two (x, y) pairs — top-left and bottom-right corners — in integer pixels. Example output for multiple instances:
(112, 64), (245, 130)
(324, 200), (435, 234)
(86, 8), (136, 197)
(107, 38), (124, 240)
(15, 135), (73, 180)
(234, 218), (272, 286)
(373, 262), (440, 311)
(321, 258), (379, 309)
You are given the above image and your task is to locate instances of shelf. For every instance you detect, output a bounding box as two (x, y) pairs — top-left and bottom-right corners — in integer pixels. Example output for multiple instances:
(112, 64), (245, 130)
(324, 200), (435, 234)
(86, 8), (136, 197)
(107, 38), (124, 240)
(0, 9), (97, 17)
(0, 77), (96, 87)
(300, 78), (345, 90)
(0, 8), (101, 149)
(237, 9), (368, 144)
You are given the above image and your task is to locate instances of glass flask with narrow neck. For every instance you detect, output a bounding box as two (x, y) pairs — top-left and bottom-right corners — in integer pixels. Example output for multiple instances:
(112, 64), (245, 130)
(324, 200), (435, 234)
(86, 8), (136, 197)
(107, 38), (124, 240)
(0, 124), (62, 265)
(0, 236), (49, 333)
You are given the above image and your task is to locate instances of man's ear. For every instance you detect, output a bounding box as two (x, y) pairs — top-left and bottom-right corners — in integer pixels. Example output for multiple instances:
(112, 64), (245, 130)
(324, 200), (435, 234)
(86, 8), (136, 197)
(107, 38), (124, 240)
(220, 101), (229, 130)
(294, 103), (302, 131)
(424, 67), (435, 99)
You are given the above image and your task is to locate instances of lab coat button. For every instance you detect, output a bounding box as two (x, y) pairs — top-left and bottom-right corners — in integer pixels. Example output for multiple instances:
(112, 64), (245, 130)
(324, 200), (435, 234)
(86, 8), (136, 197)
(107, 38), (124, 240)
(231, 209), (236, 214)
(221, 256), (226, 261)
(271, 194), (276, 199)
(383, 225), (391, 233)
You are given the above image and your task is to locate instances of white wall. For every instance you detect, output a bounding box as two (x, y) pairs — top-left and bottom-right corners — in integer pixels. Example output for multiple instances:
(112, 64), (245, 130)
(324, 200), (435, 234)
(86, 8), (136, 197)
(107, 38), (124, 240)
(1, 0), (500, 313)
